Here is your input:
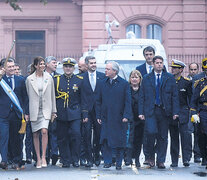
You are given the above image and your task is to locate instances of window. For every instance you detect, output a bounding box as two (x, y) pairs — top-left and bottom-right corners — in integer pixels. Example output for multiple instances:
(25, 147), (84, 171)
(147, 24), (162, 42)
(126, 24), (141, 38)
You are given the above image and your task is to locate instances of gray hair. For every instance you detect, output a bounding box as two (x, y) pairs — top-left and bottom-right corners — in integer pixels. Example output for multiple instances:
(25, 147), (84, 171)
(107, 61), (119, 74)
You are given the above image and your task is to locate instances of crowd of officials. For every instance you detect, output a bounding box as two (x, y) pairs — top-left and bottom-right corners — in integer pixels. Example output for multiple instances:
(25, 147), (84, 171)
(0, 46), (207, 171)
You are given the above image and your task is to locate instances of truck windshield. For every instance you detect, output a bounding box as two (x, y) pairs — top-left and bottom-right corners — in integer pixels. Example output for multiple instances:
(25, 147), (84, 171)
(106, 60), (145, 80)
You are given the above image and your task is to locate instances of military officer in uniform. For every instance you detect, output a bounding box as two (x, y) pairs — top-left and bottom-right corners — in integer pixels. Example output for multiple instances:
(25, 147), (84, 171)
(190, 57), (207, 169)
(169, 59), (192, 167)
(54, 57), (88, 168)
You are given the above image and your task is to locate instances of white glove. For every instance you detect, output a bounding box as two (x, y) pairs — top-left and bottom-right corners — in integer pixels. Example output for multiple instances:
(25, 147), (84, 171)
(191, 114), (200, 123)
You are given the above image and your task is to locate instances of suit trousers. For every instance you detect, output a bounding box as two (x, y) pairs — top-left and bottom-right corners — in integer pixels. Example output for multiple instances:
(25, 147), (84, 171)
(0, 117), (9, 162)
(25, 122), (33, 160)
(102, 140), (124, 167)
(57, 119), (81, 165)
(169, 122), (192, 164)
(81, 108), (101, 162)
(146, 106), (169, 163)
(48, 121), (59, 158)
(8, 110), (22, 164)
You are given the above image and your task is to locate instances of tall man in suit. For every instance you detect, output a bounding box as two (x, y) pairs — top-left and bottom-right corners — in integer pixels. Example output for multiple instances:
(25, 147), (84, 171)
(136, 46), (155, 76)
(81, 56), (105, 167)
(96, 61), (132, 170)
(135, 46), (155, 164)
(0, 58), (28, 170)
(139, 56), (179, 169)
(45, 56), (59, 165)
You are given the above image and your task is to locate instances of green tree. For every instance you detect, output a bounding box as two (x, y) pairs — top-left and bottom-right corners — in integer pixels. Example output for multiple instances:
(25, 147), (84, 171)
(5, 0), (48, 11)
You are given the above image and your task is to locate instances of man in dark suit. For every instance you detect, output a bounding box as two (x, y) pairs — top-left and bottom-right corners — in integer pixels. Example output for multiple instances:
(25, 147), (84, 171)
(169, 59), (192, 167)
(0, 58), (28, 170)
(96, 61), (132, 170)
(81, 56), (105, 167)
(54, 57), (88, 168)
(136, 46), (155, 77)
(45, 56), (59, 165)
(139, 56), (179, 169)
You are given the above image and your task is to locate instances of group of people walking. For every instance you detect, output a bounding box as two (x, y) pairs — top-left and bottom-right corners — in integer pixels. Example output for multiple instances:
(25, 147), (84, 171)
(0, 46), (206, 171)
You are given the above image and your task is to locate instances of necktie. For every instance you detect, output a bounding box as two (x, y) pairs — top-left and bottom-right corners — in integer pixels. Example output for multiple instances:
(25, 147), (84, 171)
(110, 79), (113, 85)
(149, 65), (152, 73)
(90, 73), (95, 91)
(7, 76), (13, 89)
(155, 74), (160, 105)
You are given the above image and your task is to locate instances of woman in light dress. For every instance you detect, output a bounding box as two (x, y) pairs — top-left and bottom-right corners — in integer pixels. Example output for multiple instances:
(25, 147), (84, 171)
(26, 56), (57, 168)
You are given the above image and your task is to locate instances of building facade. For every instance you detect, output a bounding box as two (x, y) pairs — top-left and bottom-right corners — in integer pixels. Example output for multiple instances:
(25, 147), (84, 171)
(0, 0), (206, 74)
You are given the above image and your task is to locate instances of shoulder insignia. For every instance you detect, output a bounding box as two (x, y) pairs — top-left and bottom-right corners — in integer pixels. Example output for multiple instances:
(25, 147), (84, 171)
(200, 78), (205, 82)
(194, 79), (200, 88)
(76, 75), (83, 79)
(54, 74), (61, 78)
(184, 77), (190, 81)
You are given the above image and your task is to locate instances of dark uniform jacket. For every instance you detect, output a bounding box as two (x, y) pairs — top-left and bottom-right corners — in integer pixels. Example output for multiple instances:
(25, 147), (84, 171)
(175, 76), (192, 124)
(191, 77), (207, 133)
(0, 75), (28, 119)
(96, 76), (132, 148)
(54, 74), (88, 121)
(138, 70), (179, 134)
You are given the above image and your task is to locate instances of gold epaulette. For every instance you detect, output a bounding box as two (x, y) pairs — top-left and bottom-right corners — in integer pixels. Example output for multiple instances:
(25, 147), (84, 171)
(200, 78), (205, 82)
(184, 77), (190, 81)
(54, 74), (61, 78)
(194, 79), (200, 88)
(76, 75), (83, 79)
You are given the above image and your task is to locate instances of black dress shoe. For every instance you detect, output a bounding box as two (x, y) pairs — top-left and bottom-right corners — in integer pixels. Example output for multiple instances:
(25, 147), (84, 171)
(194, 157), (201, 163)
(135, 162), (141, 168)
(26, 159), (32, 164)
(103, 164), (111, 168)
(80, 160), (87, 166)
(125, 160), (132, 166)
(73, 162), (79, 168)
(85, 162), (93, 168)
(201, 158), (207, 166)
(62, 164), (70, 168)
(183, 161), (190, 167)
(0, 162), (8, 170)
(157, 163), (166, 169)
(94, 159), (101, 166)
(170, 163), (178, 167)
(143, 159), (150, 165)
(116, 166), (122, 170)
(52, 154), (59, 165)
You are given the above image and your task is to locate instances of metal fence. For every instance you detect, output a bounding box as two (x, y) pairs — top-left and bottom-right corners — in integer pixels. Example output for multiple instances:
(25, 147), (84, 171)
(168, 54), (207, 76)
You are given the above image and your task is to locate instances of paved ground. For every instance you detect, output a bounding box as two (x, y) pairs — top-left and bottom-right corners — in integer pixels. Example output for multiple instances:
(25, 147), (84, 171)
(1, 155), (207, 180)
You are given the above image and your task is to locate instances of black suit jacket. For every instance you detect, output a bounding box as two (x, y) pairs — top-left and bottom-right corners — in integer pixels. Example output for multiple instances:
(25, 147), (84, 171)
(82, 71), (105, 112)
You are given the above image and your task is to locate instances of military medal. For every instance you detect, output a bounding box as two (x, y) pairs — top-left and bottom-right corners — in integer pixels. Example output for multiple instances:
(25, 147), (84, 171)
(73, 84), (78, 92)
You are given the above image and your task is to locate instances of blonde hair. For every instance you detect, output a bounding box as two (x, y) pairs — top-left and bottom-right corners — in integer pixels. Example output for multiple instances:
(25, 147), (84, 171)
(129, 70), (143, 86)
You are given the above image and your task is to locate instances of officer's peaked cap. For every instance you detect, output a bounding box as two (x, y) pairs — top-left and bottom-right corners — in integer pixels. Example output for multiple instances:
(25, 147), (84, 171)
(171, 59), (186, 68)
(62, 57), (76, 66)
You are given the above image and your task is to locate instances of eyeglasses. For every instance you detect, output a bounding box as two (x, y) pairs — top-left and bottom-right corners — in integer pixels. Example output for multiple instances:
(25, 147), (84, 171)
(190, 69), (197, 71)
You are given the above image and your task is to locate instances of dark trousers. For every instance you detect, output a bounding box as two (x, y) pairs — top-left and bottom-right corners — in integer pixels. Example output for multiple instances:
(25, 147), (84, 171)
(81, 108), (101, 162)
(146, 106), (169, 163)
(102, 140), (124, 167)
(197, 111), (207, 161)
(25, 122), (33, 160)
(57, 120), (81, 165)
(169, 122), (192, 164)
(0, 117), (9, 162)
(48, 121), (59, 159)
(188, 120), (201, 159)
(125, 122), (144, 164)
(8, 111), (22, 164)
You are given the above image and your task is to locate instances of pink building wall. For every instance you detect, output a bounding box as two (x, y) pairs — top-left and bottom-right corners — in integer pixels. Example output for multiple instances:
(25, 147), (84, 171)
(0, 0), (206, 74)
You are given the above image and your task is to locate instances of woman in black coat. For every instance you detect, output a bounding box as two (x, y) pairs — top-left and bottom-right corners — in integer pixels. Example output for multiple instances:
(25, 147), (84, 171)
(125, 70), (144, 168)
